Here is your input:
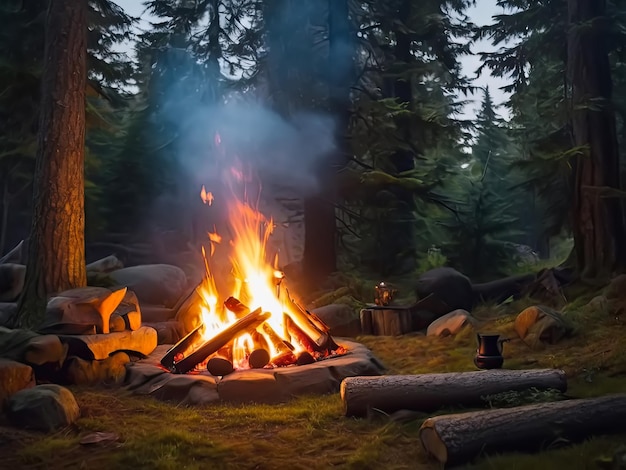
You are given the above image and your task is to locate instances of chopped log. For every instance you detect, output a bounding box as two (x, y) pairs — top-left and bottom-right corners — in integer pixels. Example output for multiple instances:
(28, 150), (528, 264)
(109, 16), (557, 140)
(206, 356), (234, 376)
(419, 394), (626, 466)
(284, 292), (337, 349)
(173, 308), (269, 374)
(248, 349), (270, 369)
(340, 369), (567, 417)
(160, 324), (203, 371)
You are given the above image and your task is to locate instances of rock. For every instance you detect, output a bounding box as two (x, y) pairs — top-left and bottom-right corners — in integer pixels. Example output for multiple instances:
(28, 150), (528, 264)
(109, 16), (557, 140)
(86, 255), (123, 273)
(143, 321), (184, 345)
(606, 275), (626, 299)
(59, 326), (158, 360)
(0, 264), (26, 302)
(109, 264), (188, 308)
(141, 306), (176, 323)
(0, 240), (24, 264)
(310, 304), (361, 337)
(514, 306), (573, 347)
(39, 287), (128, 334)
(415, 268), (473, 312)
(124, 340), (385, 405)
(585, 295), (609, 313)
(175, 289), (203, 336)
(63, 351), (131, 386)
(23, 334), (68, 366)
(60, 287), (142, 332)
(0, 302), (17, 327)
(426, 310), (477, 337)
(0, 359), (35, 406)
(6, 384), (80, 432)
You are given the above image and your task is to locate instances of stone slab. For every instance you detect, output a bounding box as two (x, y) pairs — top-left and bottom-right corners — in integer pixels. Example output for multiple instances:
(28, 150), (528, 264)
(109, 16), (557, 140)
(123, 339), (384, 405)
(59, 326), (157, 360)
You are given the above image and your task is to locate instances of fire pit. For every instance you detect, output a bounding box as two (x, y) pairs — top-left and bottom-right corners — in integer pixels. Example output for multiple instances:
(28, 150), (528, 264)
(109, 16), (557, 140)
(123, 150), (384, 405)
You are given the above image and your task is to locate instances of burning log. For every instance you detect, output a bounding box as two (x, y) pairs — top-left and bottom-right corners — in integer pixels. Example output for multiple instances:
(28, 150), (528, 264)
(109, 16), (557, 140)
(173, 307), (269, 374)
(207, 356), (234, 376)
(270, 351), (297, 367)
(285, 292), (339, 352)
(259, 322), (293, 354)
(224, 296), (250, 318)
(249, 349), (270, 369)
(160, 324), (204, 371)
(296, 351), (315, 365)
(285, 314), (323, 354)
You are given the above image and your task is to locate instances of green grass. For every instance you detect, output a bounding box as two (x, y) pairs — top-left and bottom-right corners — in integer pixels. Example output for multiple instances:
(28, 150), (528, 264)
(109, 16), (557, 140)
(1, 284), (626, 469)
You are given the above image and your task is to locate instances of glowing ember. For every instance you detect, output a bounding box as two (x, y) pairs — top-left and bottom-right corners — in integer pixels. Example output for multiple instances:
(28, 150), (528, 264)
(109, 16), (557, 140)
(200, 185), (214, 206)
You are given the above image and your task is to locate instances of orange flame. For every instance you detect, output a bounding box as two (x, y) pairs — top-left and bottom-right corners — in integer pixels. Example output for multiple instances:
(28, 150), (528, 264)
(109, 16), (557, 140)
(200, 185), (214, 206)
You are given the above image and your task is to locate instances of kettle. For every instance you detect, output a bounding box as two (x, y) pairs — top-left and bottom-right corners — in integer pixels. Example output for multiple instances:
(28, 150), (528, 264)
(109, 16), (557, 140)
(474, 334), (508, 370)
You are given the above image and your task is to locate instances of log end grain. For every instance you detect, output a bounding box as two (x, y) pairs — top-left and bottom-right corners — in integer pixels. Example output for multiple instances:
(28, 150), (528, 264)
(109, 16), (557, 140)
(419, 422), (447, 464)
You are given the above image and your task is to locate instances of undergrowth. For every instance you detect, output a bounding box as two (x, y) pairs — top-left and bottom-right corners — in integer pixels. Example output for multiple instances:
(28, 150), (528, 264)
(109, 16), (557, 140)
(0, 280), (625, 469)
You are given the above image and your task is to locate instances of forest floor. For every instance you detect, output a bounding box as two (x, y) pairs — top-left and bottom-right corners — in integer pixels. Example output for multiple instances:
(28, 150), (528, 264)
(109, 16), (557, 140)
(0, 283), (625, 469)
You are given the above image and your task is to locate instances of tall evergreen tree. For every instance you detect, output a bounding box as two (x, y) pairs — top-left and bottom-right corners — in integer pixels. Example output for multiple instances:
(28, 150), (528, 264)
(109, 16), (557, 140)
(568, 0), (626, 278)
(18, 0), (88, 327)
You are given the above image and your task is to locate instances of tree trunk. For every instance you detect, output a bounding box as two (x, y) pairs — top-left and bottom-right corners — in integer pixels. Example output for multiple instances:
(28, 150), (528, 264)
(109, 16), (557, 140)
(341, 369), (567, 417)
(568, 0), (626, 279)
(303, 0), (354, 285)
(419, 394), (626, 466)
(17, 0), (87, 328)
(379, 0), (416, 275)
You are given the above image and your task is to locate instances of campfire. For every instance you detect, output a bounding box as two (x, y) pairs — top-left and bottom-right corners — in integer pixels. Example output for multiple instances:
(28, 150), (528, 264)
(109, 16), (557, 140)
(160, 142), (344, 375)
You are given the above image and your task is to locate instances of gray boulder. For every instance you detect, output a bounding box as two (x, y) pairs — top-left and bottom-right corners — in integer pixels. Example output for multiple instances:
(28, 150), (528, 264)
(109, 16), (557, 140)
(310, 304), (361, 337)
(6, 384), (80, 432)
(0, 264), (26, 302)
(415, 267), (473, 312)
(109, 264), (188, 308)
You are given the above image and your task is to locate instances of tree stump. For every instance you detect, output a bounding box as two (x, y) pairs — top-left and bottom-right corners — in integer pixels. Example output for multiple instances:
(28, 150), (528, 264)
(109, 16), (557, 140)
(419, 394), (626, 466)
(340, 369), (567, 417)
(359, 307), (412, 336)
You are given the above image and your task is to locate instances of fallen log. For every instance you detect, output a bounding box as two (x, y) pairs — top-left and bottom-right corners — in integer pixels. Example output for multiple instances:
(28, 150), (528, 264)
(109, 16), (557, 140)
(419, 394), (626, 466)
(173, 308), (269, 374)
(340, 369), (567, 417)
(160, 324), (204, 371)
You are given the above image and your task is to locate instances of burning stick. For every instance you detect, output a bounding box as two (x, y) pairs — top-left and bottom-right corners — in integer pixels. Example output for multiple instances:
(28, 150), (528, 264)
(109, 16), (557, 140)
(259, 322), (293, 355)
(173, 307), (269, 374)
(284, 291), (339, 352)
(224, 296), (250, 318)
(284, 314), (323, 354)
(160, 324), (204, 371)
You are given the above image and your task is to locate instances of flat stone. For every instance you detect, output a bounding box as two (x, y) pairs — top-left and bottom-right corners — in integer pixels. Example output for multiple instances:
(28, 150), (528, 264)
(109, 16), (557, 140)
(0, 358), (35, 406)
(123, 340), (384, 405)
(59, 326), (157, 360)
(426, 309), (476, 337)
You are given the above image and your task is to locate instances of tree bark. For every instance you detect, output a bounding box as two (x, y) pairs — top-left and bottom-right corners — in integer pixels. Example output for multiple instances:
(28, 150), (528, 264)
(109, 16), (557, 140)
(340, 369), (567, 417)
(568, 0), (626, 279)
(17, 0), (87, 328)
(419, 394), (626, 466)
